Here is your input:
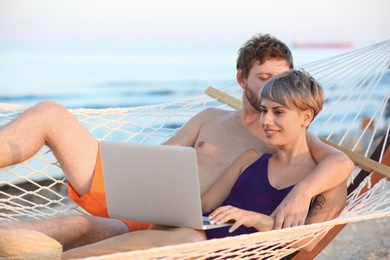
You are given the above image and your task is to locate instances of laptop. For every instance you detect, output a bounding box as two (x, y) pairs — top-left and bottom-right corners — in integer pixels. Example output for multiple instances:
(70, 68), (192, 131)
(100, 141), (232, 230)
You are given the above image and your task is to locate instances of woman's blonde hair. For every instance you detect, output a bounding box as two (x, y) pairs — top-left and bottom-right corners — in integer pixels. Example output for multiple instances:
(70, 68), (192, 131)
(258, 69), (324, 123)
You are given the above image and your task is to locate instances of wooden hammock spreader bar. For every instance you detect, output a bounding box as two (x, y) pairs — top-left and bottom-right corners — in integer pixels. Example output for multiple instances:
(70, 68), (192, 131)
(206, 86), (243, 110)
(205, 86), (390, 178)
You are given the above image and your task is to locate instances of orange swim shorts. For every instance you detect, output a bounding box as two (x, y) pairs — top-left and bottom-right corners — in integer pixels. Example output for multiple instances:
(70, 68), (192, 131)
(67, 142), (151, 231)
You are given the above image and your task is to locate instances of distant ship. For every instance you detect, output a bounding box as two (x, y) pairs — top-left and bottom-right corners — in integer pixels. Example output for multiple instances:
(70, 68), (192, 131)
(292, 38), (354, 49)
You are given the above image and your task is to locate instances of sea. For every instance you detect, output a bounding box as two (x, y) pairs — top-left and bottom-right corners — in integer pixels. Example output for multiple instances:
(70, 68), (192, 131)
(0, 46), (388, 184)
(0, 47), (350, 109)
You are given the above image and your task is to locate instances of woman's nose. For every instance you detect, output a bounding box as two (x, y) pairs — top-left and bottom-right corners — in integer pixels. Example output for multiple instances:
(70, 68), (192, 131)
(261, 113), (273, 126)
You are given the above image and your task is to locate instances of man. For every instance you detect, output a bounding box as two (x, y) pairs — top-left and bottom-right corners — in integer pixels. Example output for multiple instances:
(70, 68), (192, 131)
(0, 34), (354, 252)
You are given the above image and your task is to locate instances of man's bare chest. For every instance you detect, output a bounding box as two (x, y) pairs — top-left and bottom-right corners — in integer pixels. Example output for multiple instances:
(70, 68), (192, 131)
(195, 124), (263, 160)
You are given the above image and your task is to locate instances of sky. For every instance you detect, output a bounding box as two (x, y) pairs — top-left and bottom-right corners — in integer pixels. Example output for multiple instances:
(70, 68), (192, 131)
(0, 0), (389, 49)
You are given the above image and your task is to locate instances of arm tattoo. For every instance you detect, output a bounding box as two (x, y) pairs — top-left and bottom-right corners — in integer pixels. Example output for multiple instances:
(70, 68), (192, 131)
(307, 195), (326, 218)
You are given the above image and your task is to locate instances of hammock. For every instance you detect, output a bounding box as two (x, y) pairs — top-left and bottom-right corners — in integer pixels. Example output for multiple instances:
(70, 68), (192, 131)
(1, 40), (389, 259)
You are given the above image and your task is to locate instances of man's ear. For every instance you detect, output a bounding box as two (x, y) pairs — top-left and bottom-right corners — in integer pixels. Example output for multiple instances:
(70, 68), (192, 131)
(236, 70), (246, 89)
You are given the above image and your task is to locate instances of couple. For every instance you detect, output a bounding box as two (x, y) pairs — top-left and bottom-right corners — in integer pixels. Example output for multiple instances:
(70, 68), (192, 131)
(0, 34), (353, 258)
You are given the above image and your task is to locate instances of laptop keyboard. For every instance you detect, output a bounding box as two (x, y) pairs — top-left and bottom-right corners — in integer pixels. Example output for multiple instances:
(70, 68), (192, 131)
(202, 216), (212, 225)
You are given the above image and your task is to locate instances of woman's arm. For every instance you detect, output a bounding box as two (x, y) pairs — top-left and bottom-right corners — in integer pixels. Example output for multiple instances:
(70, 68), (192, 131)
(271, 132), (354, 229)
(201, 149), (260, 214)
(209, 180), (347, 251)
(295, 180), (348, 251)
(305, 132), (353, 196)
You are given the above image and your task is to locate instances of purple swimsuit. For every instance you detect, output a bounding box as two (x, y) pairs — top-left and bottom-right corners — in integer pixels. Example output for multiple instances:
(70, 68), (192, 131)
(205, 153), (294, 239)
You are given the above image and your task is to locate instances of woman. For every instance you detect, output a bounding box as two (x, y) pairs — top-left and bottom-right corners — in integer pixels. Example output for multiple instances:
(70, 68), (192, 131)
(63, 69), (347, 258)
(201, 69), (346, 243)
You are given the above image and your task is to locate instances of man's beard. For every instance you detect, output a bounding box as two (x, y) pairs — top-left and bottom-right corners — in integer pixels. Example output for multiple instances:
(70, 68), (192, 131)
(245, 84), (262, 112)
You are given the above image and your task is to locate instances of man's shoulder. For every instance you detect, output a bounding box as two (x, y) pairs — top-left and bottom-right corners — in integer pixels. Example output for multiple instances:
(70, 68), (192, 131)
(199, 107), (235, 117)
(189, 108), (238, 127)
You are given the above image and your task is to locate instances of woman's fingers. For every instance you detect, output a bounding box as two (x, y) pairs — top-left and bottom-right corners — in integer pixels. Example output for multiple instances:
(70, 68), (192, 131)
(210, 206), (238, 225)
(228, 221), (243, 233)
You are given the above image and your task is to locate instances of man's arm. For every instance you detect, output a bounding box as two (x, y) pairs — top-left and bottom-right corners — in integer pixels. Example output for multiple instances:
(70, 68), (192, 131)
(271, 132), (354, 229)
(162, 108), (214, 146)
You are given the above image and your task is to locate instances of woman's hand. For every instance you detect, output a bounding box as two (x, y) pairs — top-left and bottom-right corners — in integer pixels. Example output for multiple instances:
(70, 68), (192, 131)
(209, 205), (274, 232)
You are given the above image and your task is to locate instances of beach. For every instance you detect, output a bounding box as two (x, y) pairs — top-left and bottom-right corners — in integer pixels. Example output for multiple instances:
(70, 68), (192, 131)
(317, 217), (390, 259)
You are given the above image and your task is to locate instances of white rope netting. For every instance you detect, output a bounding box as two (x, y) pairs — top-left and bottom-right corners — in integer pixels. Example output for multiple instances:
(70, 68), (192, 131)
(0, 40), (389, 259)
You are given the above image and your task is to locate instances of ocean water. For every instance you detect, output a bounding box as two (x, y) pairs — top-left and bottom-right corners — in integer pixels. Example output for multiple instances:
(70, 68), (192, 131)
(0, 46), (388, 184)
(1, 46), (388, 138)
(0, 47), (348, 109)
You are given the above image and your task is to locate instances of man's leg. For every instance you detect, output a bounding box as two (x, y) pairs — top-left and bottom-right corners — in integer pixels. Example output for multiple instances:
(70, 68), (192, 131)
(62, 225), (207, 259)
(0, 101), (130, 248)
(0, 215), (130, 251)
(0, 101), (97, 195)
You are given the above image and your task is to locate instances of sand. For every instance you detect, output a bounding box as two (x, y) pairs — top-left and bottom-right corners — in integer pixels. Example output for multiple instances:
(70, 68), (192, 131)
(316, 216), (390, 260)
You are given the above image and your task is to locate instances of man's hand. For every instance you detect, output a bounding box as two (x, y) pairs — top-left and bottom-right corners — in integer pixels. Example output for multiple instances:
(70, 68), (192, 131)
(270, 187), (311, 229)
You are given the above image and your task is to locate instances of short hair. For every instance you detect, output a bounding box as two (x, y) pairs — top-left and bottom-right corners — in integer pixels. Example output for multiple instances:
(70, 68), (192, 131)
(258, 69), (324, 122)
(236, 34), (294, 78)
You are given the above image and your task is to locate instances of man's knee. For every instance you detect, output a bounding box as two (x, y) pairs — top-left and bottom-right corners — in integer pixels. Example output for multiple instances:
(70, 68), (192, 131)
(85, 215), (130, 235)
(72, 215), (129, 232)
(49, 215), (130, 250)
(35, 101), (68, 117)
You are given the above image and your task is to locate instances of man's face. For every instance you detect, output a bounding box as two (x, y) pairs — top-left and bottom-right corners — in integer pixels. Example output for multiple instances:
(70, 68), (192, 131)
(244, 59), (290, 111)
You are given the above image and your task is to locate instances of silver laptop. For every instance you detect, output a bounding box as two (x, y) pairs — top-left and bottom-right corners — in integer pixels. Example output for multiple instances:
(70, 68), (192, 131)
(100, 141), (232, 230)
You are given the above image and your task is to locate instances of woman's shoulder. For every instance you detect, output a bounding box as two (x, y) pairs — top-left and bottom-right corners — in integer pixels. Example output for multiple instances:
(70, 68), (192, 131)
(238, 149), (266, 167)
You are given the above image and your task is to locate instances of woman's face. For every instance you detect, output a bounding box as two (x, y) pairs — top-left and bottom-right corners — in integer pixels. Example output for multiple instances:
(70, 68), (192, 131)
(259, 98), (308, 147)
